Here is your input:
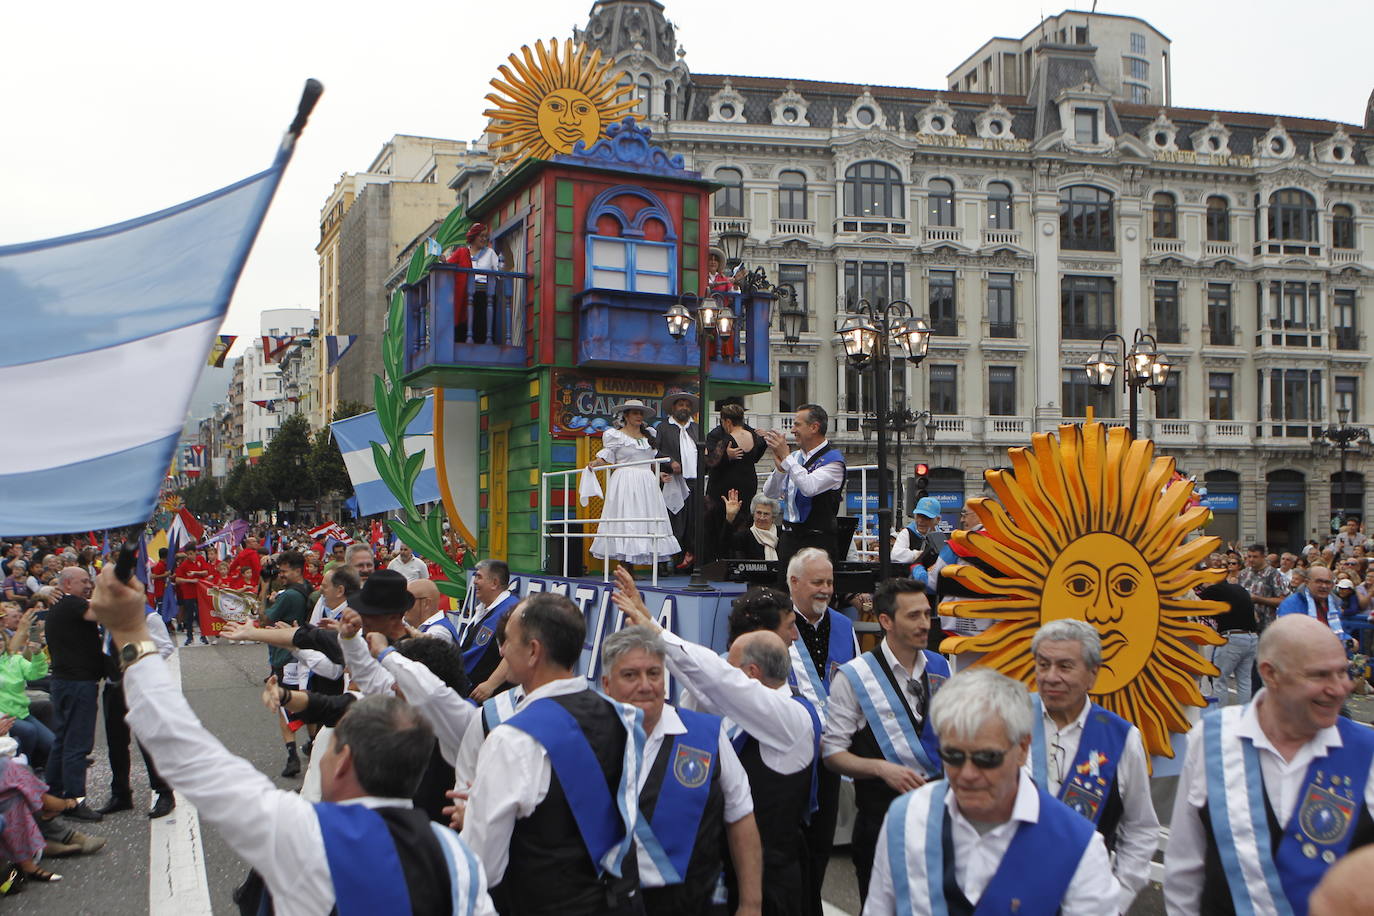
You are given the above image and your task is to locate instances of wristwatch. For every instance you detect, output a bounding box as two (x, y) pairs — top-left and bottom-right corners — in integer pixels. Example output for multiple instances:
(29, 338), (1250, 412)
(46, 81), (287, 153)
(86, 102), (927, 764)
(118, 640), (160, 671)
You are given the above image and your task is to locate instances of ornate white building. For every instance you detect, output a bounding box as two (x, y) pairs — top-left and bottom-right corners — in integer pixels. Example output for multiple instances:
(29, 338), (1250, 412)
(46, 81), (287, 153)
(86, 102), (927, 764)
(451, 3), (1374, 550)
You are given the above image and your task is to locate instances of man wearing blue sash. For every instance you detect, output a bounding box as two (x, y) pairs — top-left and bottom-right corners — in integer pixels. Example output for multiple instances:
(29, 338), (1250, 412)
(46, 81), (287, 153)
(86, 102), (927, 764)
(761, 404), (847, 566)
(1027, 620), (1158, 914)
(87, 564), (495, 915)
(823, 578), (946, 904)
(865, 668), (1114, 915)
(1277, 564), (1351, 642)
(614, 571), (819, 916)
(784, 546), (857, 914)
(1165, 614), (1374, 916)
(600, 624), (763, 916)
(461, 559), (521, 700)
(462, 592), (645, 915)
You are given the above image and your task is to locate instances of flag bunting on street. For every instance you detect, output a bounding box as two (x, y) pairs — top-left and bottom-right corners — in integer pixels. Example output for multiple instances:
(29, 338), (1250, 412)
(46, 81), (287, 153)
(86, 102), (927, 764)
(0, 80), (321, 536)
(246, 441), (264, 465)
(208, 335), (237, 368)
(325, 335), (357, 372)
(198, 519), (249, 552)
(330, 396), (440, 517)
(261, 335), (299, 363)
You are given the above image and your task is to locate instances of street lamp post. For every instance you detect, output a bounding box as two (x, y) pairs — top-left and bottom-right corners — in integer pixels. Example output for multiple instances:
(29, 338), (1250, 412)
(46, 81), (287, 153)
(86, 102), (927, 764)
(1084, 329), (1171, 438)
(838, 299), (932, 574)
(1314, 408), (1371, 526)
(862, 405), (932, 520)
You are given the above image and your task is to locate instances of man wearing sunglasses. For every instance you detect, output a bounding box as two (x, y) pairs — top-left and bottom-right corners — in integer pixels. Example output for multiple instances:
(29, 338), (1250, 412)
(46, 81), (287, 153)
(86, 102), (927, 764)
(822, 578), (947, 903)
(1028, 619), (1158, 914)
(1165, 613), (1374, 915)
(865, 668), (1114, 915)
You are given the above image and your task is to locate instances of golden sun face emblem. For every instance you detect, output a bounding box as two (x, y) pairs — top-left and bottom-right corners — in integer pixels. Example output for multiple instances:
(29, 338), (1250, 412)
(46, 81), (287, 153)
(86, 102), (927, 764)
(941, 421), (1226, 759)
(483, 38), (641, 164)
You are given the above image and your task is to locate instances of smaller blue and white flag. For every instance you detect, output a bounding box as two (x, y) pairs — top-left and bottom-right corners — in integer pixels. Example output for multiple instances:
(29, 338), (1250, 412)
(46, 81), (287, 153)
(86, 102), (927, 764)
(330, 396), (440, 516)
(325, 335), (358, 372)
(425, 236), (442, 257)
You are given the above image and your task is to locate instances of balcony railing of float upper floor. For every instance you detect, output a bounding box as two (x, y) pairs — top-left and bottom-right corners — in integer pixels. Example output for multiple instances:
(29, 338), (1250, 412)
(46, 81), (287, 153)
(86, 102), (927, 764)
(401, 263), (532, 388)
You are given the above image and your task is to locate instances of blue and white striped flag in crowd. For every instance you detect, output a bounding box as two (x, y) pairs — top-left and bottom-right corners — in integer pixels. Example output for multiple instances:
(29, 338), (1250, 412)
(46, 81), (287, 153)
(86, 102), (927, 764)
(330, 396), (440, 516)
(0, 143), (296, 535)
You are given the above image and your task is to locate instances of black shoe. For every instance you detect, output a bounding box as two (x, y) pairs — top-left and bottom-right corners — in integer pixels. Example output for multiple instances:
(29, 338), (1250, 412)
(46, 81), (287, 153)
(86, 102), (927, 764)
(97, 796), (132, 816)
(280, 757), (301, 779)
(200, 636), (208, 645)
(64, 801), (103, 822)
(301, 738), (313, 758)
(149, 793), (176, 819)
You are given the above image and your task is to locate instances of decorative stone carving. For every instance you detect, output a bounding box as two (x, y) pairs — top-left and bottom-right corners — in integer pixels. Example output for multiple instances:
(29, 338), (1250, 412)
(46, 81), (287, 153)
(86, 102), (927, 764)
(843, 88), (888, 131)
(1182, 189), (1205, 204)
(707, 81), (748, 124)
(832, 135), (909, 172)
(916, 98), (958, 137)
(1314, 127), (1356, 166)
(748, 163), (773, 180)
(1257, 118), (1296, 161)
(769, 85), (811, 128)
(1141, 111), (1178, 154)
(975, 103), (1016, 141)
(1189, 115), (1233, 158)
(959, 174), (981, 189)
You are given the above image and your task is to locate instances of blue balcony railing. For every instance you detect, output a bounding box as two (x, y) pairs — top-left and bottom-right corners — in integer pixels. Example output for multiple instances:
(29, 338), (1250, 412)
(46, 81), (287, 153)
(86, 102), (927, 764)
(576, 289), (773, 388)
(402, 264), (531, 383)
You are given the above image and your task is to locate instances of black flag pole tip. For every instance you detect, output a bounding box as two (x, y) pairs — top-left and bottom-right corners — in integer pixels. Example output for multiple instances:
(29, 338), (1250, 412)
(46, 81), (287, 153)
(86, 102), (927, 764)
(288, 79), (324, 138)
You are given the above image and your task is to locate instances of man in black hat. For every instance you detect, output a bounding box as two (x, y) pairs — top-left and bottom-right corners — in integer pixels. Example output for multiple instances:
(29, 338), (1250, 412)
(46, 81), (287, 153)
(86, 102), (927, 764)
(655, 392), (701, 571)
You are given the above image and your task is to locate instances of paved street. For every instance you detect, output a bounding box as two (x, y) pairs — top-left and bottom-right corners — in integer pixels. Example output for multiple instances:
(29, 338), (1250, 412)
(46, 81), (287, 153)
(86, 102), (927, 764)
(15, 639), (1374, 914)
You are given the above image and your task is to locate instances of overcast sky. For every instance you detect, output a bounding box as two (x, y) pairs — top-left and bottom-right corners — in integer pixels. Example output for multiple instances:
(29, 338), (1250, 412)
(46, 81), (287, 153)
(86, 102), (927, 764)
(5, 0), (1371, 355)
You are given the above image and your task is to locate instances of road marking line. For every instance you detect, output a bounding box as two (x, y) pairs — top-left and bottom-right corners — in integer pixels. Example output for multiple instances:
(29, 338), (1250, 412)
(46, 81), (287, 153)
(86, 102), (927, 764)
(148, 651), (214, 916)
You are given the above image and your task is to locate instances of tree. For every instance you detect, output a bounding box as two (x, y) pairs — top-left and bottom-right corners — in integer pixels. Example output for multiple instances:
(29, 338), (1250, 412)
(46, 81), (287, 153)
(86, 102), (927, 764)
(261, 413), (316, 505)
(312, 400), (370, 498)
(181, 476), (224, 516)
(222, 459), (273, 516)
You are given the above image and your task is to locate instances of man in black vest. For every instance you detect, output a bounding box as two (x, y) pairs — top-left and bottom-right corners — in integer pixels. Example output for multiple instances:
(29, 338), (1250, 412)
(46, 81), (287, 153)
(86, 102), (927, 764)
(87, 564), (495, 914)
(462, 592), (644, 915)
(614, 571), (819, 916)
(656, 393), (702, 570)
(761, 405), (846, 568)
(600, 624), (763, 915)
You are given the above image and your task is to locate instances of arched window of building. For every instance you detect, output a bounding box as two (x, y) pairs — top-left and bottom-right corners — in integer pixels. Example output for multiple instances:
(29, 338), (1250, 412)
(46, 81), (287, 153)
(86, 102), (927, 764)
(778, 170), (807, 220)
(637, 74), (653, 117)
(987, 181), (1013, 229)
(927, 178), (955, 227)
(1059, 185), (1114, 251)
(1206, 196), (1230, 242)
(714, 167), (743, 218)
(663, 80), (674, 119)
(1152, 191), (1177, 239)
(1268, 188), (1318, 241)
(844, 161), (904, 218)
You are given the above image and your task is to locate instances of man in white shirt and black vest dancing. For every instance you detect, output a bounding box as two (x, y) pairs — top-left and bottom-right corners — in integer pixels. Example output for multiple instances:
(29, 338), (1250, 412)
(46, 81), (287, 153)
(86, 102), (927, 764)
(460, 559), (521, 701)
(1165, 613), (1374, 915)
(614, 572), (819, 916)
(600, 623), (764, 916)
(864, 667), (1115, 916)
(86, 564), (494, 916)
(762, 405), (846, 568)
(462, 592), (645, 916)
(1027, 619), (1158, 914)
(823, 578), (947, 904)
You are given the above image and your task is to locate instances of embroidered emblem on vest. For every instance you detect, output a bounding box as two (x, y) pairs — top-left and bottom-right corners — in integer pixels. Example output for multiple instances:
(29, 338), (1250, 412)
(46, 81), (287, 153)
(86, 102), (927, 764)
(673, 744), (713, 789)
(927, 672), (946, 693)
(475, 627), (493, 647)
(1060, 749), (1111, 820)
(1298, 780), (1356, 846)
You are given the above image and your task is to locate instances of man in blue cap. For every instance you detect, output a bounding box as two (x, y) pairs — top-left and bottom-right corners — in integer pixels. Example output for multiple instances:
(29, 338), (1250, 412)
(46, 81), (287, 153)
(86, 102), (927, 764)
(891, 497), (945, 589)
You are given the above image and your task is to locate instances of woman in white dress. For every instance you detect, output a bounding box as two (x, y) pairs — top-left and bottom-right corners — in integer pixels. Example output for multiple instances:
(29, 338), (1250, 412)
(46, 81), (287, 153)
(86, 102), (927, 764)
(589, 399), (681, 567)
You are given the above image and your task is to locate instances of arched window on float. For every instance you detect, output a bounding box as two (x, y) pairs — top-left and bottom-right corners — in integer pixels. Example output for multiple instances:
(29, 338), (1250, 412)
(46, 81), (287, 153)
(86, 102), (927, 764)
(585, 186), (678, 294)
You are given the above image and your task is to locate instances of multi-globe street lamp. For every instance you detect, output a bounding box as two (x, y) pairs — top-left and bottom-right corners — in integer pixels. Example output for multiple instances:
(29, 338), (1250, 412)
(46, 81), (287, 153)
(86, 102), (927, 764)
(1084, 329), (1171, 438)
(1313, 408), (1372, 526)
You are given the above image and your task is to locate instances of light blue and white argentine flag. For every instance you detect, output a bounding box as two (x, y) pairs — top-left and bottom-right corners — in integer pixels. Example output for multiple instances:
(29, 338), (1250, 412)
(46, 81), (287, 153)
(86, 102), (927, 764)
(331, 396), (441, 516)
(0, 144), (294, 535)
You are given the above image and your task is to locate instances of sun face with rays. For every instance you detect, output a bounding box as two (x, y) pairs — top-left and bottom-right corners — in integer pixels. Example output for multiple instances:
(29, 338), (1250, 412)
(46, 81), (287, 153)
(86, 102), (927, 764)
(941, 420), (1226, 759)
(483, 38), (641, 164)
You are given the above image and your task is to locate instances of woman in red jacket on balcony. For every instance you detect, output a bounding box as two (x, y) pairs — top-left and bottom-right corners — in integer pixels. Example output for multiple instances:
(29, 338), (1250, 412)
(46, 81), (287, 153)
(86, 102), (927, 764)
(447, 222), (503, 344)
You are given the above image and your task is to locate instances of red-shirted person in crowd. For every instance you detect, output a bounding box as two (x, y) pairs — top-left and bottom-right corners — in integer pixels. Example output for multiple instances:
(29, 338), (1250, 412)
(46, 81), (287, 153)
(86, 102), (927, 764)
(147, 548), (170, 608)
(229, 537), (263, 591)
(173, 548), (211, 646)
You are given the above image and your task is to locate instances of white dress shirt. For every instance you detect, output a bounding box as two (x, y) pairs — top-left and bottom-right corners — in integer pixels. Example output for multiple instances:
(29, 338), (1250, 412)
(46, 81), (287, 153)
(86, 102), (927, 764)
(470, 245), (503, 286)
(762, 440), (845, 524)
(889, 525), (924, 566)
(1025, 699), (1159, 913)
(864, 771), (1114, 916)
(821, 639), (927, 759)
(378, 649), (478, 767)
(388, 555), (430, 581)
(1164, 690), (1374, 913)
(667, 417), (698, 480)
(636, 704), (754, 886)
(463, 676), (614, 886)
(340, 630), (396, 695)
(123, 656), (495, 916)
(420, 610), (457, 644)
(659, 630), (815, 775)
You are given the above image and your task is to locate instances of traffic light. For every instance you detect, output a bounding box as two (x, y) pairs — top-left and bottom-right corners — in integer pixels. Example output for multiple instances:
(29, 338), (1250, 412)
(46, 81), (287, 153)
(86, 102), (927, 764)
(914, 463), (930, 500)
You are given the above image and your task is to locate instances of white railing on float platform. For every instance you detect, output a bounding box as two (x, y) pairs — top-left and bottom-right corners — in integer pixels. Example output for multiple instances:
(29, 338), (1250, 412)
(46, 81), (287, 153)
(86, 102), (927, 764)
(541, 455), (673, 586)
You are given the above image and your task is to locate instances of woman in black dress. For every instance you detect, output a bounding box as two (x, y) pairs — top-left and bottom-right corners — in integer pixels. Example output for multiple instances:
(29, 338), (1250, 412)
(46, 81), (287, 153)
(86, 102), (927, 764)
(702, 403), (768, 563)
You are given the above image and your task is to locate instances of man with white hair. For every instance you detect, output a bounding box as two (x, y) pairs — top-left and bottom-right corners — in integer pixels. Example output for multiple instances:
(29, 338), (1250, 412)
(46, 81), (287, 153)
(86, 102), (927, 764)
(1165, 614), (1374, 914)
(1028, 619), (1158, 913)
(864, 668), (1114, 915)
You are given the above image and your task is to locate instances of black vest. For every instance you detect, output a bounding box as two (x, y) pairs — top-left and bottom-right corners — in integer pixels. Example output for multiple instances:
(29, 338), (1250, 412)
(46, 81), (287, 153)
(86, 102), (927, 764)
(1198, 793), (1374, 914)
(639, 731), (726, 916)
(797, 449), (843, 533)
(848, 652), (933, 816)
(414, 740), (457, 824)
(732, 731), (812, 916)
(235, 806), (452, 915)
(498, 691), (640, 916)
